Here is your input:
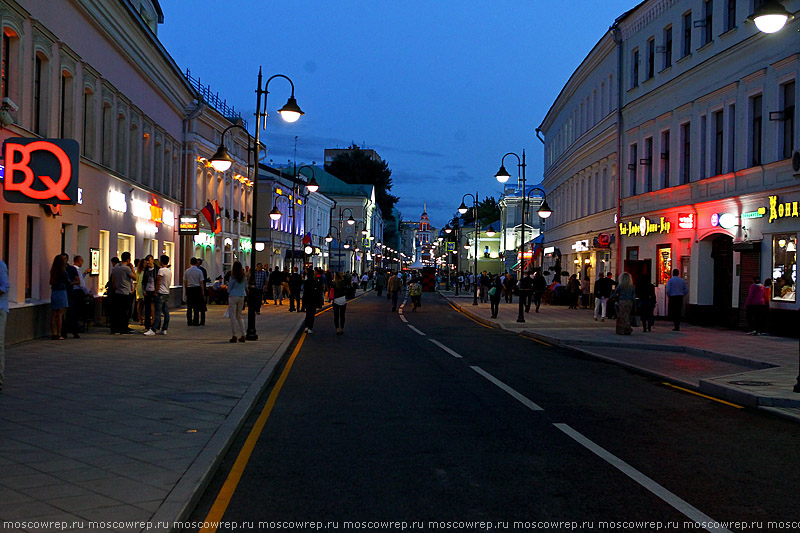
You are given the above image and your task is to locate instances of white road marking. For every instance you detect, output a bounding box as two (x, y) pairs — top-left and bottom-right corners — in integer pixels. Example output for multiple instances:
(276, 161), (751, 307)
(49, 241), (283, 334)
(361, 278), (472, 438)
(399, 314), (408, 323)
(428, 339), (463, 359)
(469, 366), (544, 411)
(407, 325), (426, 336)
(553, 423), (731, 533)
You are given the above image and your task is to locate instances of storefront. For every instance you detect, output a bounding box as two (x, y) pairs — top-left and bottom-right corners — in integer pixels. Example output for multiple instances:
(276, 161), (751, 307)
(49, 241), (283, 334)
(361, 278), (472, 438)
(618, 191), (800, 331)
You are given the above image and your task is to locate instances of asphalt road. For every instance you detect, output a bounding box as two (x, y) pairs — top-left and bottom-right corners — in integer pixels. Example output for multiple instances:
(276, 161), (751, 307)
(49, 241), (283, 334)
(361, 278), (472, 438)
(189, 291), (800, 532)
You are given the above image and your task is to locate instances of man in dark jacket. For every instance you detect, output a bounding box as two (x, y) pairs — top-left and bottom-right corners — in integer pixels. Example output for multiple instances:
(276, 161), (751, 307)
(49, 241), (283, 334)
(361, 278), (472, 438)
(288, 266), (303, 312)
(593, 272), (613, 321)
(519, 272), (534, 313)
(531, 270), (547, 313)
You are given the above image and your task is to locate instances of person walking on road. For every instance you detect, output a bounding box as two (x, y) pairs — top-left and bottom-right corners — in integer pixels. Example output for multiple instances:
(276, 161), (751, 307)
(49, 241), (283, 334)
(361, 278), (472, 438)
(388, 271), (402, 312)
(665, 268), (689, 331)
(303, 269), (323, 333)
(332, 272), (348, 335)
(409, 277), (423, 311)
(183, 257), (205, 326)
(375, 271), (387, 297)
(532, 270), (546, 313)
(503, 272), (515, 304)
(226, 261), (248, 343)
(518, 271), (533, 313)
(611, 272), (636, 335)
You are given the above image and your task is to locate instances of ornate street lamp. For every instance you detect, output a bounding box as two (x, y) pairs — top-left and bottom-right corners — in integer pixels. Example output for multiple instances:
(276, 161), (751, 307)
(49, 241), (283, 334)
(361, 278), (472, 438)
(458, 192), (480, 306)
(748, 0), (794, 33)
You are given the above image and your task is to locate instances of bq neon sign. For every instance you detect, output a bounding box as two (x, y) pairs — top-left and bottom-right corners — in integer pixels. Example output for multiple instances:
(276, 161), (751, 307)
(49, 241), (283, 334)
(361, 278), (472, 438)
(2, 138), (79, 204)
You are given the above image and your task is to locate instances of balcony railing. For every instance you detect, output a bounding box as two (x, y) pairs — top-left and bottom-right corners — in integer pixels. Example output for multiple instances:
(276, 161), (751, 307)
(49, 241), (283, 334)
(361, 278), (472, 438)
(185, 69), (247, 128)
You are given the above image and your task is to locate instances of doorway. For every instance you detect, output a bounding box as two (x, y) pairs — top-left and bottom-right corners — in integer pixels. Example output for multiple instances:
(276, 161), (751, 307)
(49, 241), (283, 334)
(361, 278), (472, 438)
(711, 234), (733, 318)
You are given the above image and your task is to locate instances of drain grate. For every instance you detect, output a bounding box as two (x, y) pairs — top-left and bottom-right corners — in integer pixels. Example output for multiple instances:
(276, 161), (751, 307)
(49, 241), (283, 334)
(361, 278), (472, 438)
(728, 380), (772, 387)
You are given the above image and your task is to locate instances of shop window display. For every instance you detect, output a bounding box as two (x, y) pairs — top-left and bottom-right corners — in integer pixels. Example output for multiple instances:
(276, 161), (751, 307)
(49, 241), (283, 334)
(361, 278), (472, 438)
(772, 234), (796, 302)
(657, 245), (672, 285)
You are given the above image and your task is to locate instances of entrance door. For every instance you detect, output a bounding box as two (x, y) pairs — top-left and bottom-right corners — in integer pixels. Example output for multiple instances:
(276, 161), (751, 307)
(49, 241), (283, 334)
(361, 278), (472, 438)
(711, 235), (733, 323)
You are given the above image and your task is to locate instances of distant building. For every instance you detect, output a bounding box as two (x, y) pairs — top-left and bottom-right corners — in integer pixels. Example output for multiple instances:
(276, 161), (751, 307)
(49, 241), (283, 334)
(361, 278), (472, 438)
(324, 146), (382, 165)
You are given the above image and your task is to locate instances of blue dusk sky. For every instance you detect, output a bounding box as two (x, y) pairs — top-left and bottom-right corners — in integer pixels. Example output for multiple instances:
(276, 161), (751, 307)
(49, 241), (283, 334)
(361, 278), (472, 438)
(157, 1), (636, 229)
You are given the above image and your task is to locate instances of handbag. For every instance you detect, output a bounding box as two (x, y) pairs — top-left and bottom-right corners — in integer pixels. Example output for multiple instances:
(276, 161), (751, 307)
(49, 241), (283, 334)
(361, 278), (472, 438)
(488, 287), (497, 296)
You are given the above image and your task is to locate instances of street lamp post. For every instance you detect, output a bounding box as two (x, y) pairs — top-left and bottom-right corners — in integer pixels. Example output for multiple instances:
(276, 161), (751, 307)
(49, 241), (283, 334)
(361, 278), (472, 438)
(495, 151), (552, 323)
(458, 192), (479, 306)
(210, 69), (303, 340)
(336, 208), (355, 273)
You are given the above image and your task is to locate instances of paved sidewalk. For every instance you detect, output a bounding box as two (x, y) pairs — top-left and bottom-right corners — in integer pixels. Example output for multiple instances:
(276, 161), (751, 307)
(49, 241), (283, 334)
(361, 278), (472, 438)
(0, 300), (306, 532)
(439, 289), (800, 421)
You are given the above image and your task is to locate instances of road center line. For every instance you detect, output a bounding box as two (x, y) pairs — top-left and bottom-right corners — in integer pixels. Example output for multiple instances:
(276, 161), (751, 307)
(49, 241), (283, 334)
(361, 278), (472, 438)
(553, 423), (731, 533)
(428, 338), (463, 358)
(470, 365), (544, 411)
(399, 314), (408, 323)
(407, 324), (426, 336)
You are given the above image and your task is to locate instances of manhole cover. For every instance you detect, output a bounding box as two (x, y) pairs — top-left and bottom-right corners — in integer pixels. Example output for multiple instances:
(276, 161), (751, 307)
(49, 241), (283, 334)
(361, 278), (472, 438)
(729, 381), (772, 387)
(157, 392), (236, 403)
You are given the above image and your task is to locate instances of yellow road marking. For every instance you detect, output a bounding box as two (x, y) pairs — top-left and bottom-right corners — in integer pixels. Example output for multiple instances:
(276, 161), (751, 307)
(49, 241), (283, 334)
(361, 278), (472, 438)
(661, 382), (743, 409)
(447, 302), (493, 329)
(520, 334), (552, 347)
(199, 333), (307, 533)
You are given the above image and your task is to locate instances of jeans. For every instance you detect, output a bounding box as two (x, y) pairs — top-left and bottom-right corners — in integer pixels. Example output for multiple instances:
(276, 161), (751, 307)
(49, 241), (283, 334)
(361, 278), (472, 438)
(152, 293), (170, 331)
(390, 290), (399, 310)
(333, 303), (346, 329)
(143, 291), (154, 330)
(668, 295), (684, 329)
(273, 285), (283, 304)
(594, 296), (607, 319)
(186, 286), (203, 325)
(305, 304), (316, 330)
(490, 298), (500, 317)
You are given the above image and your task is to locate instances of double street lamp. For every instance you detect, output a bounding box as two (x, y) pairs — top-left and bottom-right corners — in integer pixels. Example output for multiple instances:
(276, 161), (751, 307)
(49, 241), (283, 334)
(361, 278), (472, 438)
(210, 70), (303, 340)
(326, 208), (355, 273)
(457, 192), (480, 306)
(494, 150), (552, 323)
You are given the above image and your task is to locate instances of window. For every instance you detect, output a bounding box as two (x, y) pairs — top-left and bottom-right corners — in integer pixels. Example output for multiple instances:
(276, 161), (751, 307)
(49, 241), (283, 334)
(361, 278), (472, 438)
(657, 245), (673, 285)
(629, 143), (638, 196)
(728, 104), (735, 172)
(751, 94), (763, 166)
(772, 234), (797, 302)
(647, 38), (655, 79)
(82, 88), (94, 158)
(644, 137), (653, 192)
(681, 122), (691, 184)
(682, 12), (692, 57)
(59, 72), (74, 138)
(661, 130), (670, 189)
(700, 115), (707, 179)
(33, 53), (48, 136)
(663, 26), (673, 69)
(101, 102), (112, 167)
(631, 48), (639, 89)
(116, 112), (127, 174)
(782, 81), (795, 160)
(129, 121), (139, 181)
(725, 0), (736, 32)
(703, 0), (713, 46)
(714, 110), (724, 176)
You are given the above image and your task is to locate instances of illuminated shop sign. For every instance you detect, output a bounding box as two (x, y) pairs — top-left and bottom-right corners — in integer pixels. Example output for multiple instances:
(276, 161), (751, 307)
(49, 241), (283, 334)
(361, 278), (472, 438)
(619, 216), (671, 237)
(193, 232), (215, 248)
(677, 213), (695, 230)
(711, 213), (738, 229)
(2, 138), (79, 204)
(89, 248), (100, 276)
(179, 215), (199, 235)
(132, 198), (164, 224)
(741, 208), (766, 219)
(768, 195), (800, 223)
(240, 238), (252, 252)
(109, 191), (127, 213)
(572, 240), (589, 252)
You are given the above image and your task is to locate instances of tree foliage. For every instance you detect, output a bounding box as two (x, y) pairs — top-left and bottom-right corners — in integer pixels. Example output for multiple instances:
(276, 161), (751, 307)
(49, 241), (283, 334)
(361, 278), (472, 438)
(455, 196), (500, 228)
(324, 145), (399, 223)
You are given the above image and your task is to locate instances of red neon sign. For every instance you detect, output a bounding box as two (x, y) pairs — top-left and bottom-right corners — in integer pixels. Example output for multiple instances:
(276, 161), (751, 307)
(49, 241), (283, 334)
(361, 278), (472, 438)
(3, 138), (79, 204)
(677, 213), (695, 230)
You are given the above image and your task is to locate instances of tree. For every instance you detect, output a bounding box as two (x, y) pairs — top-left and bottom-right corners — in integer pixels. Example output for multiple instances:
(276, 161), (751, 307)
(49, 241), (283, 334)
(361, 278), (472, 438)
(458, 196), (500, 227)
(324, 145), (399, 223)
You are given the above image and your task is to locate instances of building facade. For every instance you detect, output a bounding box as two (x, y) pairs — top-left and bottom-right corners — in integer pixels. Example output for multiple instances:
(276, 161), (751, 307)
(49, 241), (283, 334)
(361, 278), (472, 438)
(540, 0), (799, 328)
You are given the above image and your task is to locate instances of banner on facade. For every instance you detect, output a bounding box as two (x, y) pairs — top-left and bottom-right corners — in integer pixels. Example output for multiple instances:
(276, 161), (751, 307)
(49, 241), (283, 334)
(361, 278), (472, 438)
(2, 138), (79, 204)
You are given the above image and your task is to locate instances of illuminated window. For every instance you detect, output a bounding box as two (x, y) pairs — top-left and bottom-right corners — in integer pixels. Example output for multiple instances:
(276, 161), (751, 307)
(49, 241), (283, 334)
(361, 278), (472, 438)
(657, 245), (672, 286)
(772, 234), (796, 302)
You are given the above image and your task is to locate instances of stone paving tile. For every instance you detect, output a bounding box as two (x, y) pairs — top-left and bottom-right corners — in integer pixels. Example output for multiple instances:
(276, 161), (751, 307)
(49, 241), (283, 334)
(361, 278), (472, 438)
(48, 492), (125, 512)
(75, 477), (170, 504)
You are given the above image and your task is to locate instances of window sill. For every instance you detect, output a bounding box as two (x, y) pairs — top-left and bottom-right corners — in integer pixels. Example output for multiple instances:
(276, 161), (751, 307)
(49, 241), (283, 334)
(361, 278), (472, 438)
(659, 65), (673, 75)
(719, 26), (737, 38)
(677, 53), (692, 64)
(697, 41), (714, 52)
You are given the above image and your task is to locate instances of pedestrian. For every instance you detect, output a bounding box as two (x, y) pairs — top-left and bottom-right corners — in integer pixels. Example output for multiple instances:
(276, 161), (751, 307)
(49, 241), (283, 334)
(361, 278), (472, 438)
(53, 254), (77, 340)
(110, 251), (136, 334)
(196, 259), (208, 325)
(226, 261), (248, 343)
(269, 266), (283, 305)
(581, 275), (591, 309)
(489, 274), (502, 318)
(375, 270), (387, 297)
(611, 272), (636, 335)
(532, 270), (546, 313)
(251, 263), (267, 314)
(409, 277), (422, 311)
(503, 272), (515, 303)
(388, 271), (402, 312)
(479, 270), (491, 303)
(0, 258), (8, 391)
(332, 271), (348, 335)
(637, 278), (656, 332)
(140, 255), (156, 332)
(605, 272), (618, 319)
(303, 269), (323, 333)
(665, 268), (689, 331)
(519, 271), (533, 313)
(361, 272), (369, 291)
(593, 271), (612, 322)
(184, 258), (205, 326)
(744, 276), (768, 335)
(567, 274), (581, 309)
(144, 254), (171, 336)
(65, 254), (87, 338)
(287, 266), (302, 312)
